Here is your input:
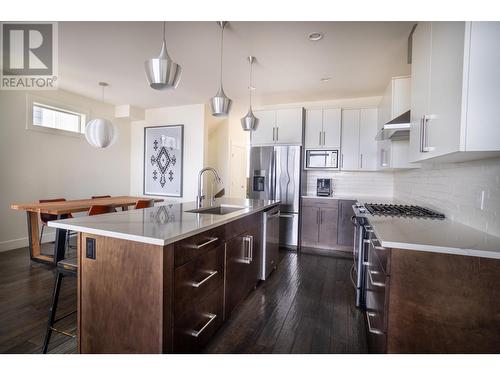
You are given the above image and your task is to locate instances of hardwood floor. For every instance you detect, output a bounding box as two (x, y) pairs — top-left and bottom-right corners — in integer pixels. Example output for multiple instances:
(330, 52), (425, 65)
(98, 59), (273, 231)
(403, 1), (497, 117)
(205, 250), (367, 354)
(0, 245), (366, 354)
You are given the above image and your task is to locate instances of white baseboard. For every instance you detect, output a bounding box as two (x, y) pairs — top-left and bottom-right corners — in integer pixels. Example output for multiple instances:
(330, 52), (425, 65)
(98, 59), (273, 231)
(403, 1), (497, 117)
(0, 230), (56, 253)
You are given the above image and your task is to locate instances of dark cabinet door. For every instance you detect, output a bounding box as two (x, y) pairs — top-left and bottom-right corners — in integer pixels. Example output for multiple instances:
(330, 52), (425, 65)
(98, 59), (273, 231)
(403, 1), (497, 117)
(225, 225), (260, 318)
(300, 206), (319, 247)
(317, 208), (338, 248)
(337, 199), (356, 247)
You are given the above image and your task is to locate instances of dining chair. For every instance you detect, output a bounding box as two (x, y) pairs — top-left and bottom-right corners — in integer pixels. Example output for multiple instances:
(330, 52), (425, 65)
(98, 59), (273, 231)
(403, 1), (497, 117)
(135, 199), (154, 209)
(88, 205), (116, 216)
(38, 198), (72, 244)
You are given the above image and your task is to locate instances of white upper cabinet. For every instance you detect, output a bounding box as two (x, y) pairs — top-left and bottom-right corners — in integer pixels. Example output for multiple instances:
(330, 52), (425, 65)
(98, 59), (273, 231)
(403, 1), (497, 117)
(251, 110), (276, 146)
(305, 108), (341, 148)
(410, 22), (500, 163)
(359, 108), (378, 171)
(341, 108), (378, 171)
(323, 109), (342, 148)
(377, 76), (414, 169)
(251, 108), (303, 146)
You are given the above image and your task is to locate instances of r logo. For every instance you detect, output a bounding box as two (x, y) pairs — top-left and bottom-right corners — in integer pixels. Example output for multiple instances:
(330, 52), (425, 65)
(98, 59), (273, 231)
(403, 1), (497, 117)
(2, 23), (53, 76)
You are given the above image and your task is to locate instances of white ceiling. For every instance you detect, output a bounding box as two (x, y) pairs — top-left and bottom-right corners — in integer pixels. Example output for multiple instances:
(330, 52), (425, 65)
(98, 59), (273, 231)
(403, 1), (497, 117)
(58, 21), (414, 109)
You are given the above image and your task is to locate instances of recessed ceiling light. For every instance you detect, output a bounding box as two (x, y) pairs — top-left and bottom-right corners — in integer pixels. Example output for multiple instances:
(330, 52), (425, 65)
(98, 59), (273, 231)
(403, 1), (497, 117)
(308, 32), (324, 41)
(320, 77), (331, 82)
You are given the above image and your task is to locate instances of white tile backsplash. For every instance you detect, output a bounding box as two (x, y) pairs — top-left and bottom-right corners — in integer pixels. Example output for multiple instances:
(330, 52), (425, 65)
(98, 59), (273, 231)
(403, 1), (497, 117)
(394, 157), (500, 237)
(306, 170), (394, 197)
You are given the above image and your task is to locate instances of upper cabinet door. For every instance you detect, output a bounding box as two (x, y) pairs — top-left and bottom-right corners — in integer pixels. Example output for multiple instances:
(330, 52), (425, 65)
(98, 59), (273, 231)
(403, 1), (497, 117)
(409, 22), (432, 163)
(427, 22), (466, 159)
(322, 108), (342, 148)
(275, 108), (303, 144)
(251, 110), (276, 146)
(359, 108), (378, 171)
(341, 109), (360, 170)
(305, 109), (323, 148)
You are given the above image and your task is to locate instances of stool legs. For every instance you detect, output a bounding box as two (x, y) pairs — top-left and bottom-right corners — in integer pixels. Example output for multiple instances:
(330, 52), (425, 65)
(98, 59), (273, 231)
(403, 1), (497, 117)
(42, 270), (63, 354)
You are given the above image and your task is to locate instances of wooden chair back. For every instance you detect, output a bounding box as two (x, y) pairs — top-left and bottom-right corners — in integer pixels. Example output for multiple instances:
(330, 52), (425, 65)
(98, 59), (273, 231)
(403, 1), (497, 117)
(39, 198), (68, 223)
(135, 199), (154, 209)
(88, 205), (115, 216)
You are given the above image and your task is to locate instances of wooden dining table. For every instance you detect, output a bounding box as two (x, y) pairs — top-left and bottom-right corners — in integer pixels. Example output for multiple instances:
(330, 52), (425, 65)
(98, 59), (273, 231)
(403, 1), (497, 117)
(10, 196), (164, 265)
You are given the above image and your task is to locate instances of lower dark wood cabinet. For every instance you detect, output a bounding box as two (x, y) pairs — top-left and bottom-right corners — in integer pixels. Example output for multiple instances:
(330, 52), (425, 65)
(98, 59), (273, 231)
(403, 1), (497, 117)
(225, 223), (261, 318)
(173, 244), (225, 353)
(337, 199), (356, 247)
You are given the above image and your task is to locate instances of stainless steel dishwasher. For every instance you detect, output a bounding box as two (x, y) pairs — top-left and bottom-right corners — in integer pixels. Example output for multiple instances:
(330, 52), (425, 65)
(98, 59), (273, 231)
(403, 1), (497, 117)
(260, 205), (280, 280)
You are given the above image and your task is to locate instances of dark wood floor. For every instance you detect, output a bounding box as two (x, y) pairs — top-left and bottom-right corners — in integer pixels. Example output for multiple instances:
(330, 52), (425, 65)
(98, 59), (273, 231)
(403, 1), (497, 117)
(0, 244), (366, 354)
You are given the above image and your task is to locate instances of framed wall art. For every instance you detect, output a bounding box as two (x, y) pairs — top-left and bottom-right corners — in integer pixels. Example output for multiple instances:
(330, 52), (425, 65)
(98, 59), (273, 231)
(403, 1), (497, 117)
(143, 125), (183, 197)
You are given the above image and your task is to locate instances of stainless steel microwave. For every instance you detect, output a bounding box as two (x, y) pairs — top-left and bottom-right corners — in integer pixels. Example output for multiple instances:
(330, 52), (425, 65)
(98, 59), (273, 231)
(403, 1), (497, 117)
(304, 149), (339, 170)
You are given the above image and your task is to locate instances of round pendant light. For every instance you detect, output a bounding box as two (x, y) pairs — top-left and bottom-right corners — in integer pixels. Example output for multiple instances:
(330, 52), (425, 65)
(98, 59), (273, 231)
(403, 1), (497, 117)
(145, 21), (182, 90)
(209, 21), (232, 117)
(85, 82), (117, 149)
(240, 56), (259, 131)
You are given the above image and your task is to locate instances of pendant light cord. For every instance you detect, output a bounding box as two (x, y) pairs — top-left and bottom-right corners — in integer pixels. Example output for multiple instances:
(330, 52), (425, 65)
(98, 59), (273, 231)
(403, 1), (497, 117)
(219, 23), (224, 88)
(163, 21), (166, 42)
(101, 85), (104, 102)
(249, 59), (253, 106)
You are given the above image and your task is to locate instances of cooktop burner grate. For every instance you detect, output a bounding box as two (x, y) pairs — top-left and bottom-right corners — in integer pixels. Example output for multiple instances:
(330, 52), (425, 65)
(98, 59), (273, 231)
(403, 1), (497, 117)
(364, 203), (445, 219)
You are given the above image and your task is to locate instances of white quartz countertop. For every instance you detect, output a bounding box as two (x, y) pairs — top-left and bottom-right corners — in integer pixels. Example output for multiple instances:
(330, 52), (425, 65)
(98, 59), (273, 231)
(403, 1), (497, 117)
(48, 198), (279, 246)
(368, 215), (500, 259)
(302, 194), (500, 259)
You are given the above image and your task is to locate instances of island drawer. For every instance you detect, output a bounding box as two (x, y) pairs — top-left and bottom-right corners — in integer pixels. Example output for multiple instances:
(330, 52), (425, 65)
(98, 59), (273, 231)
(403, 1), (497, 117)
(174, 226), (226, 267)
(173, 244), (224, 353)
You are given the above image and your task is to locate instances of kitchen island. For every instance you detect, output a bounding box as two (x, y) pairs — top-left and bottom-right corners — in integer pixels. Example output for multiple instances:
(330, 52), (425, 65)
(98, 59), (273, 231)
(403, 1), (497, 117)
(49, 198), (279, 354)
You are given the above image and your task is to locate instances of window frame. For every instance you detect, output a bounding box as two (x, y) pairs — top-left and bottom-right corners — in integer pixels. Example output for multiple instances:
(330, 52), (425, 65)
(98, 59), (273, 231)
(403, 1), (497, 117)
(26, 94), (90, 138)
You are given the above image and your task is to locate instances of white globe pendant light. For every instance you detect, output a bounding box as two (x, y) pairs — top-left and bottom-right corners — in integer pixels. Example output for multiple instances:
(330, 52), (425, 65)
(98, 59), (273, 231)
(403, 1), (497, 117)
(145, 21), (182, 90)
(240, 56), (259, 131)
(209, 21), (232, 117)
(85, 82), (117, 149)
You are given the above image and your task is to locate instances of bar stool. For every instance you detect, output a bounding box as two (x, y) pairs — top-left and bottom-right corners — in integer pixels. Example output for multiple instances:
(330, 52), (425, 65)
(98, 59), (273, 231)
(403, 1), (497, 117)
(42, 257), (77, 353)
(135, 199), (154, 209)
(39, 198), (76, 252)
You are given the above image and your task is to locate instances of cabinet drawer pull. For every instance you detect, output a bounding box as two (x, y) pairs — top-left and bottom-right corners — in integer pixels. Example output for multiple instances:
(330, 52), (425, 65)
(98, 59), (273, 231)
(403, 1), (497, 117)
(279, 214), (294, 218)
(191, 270), (218, 288)
(241, 235), (253, 264)
(370, 237), (387, 251)
(194, 237), (218, 249)
(366, 311), (384, 335)
(368, 269), (386, 287)
(190, 313), (217, 338)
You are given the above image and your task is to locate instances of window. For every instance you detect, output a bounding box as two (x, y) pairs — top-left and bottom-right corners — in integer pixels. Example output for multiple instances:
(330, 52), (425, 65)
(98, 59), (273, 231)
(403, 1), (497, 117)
(32, 102), (87, 134)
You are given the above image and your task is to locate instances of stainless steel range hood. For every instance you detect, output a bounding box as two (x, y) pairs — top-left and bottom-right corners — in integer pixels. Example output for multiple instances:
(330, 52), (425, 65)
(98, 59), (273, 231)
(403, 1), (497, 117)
(375, 110), (411, 141)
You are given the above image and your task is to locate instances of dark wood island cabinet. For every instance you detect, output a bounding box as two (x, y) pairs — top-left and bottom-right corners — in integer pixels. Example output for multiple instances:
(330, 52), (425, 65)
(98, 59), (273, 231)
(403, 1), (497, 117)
(49, 200), (278, 354)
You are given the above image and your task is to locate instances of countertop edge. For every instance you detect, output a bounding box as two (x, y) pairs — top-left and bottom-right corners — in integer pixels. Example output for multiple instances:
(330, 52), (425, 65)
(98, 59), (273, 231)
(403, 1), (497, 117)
(48, 201), (279, 246)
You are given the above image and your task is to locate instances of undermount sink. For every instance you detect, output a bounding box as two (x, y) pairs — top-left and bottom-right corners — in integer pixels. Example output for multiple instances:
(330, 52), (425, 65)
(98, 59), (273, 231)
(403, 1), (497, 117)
(186, 204), (247, 215)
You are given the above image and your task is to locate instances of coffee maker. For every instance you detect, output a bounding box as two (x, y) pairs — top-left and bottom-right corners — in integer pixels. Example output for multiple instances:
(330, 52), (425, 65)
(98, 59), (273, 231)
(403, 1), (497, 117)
(316, 178), (333, 197)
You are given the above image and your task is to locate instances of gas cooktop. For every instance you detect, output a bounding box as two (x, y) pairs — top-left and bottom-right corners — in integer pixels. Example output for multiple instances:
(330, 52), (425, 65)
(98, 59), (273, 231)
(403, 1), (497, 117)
(364, 203), (445, 219)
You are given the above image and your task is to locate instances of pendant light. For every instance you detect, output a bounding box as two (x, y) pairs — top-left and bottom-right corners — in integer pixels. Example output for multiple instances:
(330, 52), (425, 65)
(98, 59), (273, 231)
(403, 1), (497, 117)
(240, 56), (259, 131)
(144, 21), (182, 90)
(85, 82), (117, 149)
(209, 21), (232, 117)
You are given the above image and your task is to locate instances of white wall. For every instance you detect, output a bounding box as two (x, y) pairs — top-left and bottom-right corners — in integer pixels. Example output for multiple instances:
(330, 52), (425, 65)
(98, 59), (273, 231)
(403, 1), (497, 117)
(130, 104), (206, 203)
(0, 90), (131, 252)
(394, 157), (500, 237)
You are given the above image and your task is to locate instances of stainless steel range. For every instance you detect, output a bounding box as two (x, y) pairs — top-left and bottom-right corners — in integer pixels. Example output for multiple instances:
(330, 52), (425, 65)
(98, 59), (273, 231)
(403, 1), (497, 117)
(364, 203), (445, 219)
(351, 202), (445, 308)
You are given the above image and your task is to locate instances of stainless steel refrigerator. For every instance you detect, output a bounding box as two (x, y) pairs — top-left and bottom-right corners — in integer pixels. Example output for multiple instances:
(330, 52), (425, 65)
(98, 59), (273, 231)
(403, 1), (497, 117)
(248, 145), (302, 248)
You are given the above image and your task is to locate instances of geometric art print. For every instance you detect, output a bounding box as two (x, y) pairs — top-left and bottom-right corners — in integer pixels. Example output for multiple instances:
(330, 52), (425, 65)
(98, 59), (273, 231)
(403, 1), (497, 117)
(143, 125), (183, 197)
